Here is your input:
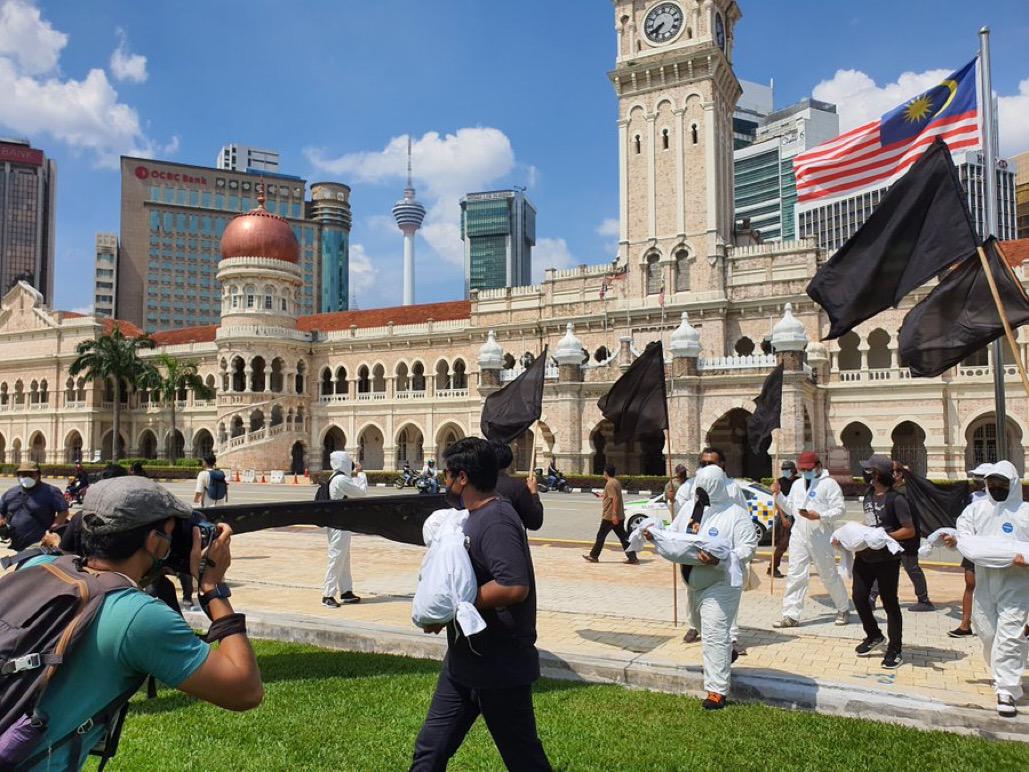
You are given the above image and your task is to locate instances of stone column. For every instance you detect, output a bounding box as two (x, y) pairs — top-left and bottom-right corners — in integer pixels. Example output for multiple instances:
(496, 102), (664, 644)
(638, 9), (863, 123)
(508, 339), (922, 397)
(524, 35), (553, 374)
(477, 330), (504, 394)
(646, 113), (658, 241)
(554, 323), (586, 474)
(771, 303), (811, 468)
(669, 313), (702, 471)
(617, 336), (634, 373)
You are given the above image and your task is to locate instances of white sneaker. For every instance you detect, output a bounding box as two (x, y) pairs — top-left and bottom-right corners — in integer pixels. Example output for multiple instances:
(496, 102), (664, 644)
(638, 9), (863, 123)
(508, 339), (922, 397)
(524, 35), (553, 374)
(773, 616), (799, 629)
(997, 695), (1017, 717)
(834, 611), (850, 626)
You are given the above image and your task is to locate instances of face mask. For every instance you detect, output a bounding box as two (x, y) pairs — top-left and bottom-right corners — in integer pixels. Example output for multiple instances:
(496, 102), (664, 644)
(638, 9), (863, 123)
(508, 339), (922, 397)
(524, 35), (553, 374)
(19, 476), (37, 489)
(694, 487), (710, 507)
(862, 470), (874, 484)
(986, 482), (1009, 503)
(444, 474), (465, 508)
(141, 530), (172, 587)
(802, 470), (817, 482)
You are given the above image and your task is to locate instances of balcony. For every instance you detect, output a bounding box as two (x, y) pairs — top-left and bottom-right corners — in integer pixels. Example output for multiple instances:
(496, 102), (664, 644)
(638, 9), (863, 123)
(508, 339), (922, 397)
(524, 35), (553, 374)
(435, 389), (469, 399)
(319, 394), (350, 404)
(395, 390), (427, 400)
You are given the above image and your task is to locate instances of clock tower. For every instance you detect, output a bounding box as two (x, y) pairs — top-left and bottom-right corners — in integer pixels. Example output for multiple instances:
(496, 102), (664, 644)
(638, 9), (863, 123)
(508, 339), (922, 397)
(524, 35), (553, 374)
(610, 1), (741, 300)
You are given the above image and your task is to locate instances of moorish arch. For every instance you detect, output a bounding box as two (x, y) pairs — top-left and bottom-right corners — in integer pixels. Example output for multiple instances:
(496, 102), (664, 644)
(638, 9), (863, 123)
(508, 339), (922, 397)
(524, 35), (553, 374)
(965, 413), (1025, 477)
(28, 431), (46, 463)
(395, 423), (424, 468)
(137, 429), (158, 460)
(840, 422), (873, 477)
(435, 422), (465, 456)
(891, 421), (927, 477)
(357, 423), (385, 471)
(192, 428), (215, 460)
(706, 408), (770, 481)
(64, 430), (83, 463)
(321, 425), (346, 469)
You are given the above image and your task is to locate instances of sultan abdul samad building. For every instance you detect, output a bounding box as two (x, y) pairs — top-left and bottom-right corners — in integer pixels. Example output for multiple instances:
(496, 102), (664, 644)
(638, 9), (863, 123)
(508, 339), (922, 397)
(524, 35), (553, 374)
(0, 0), (1026, 481)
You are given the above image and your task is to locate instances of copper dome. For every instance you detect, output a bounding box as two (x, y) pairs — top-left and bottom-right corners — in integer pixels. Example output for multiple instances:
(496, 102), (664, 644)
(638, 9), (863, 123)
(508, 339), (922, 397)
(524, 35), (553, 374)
(220, 201), (299, 264)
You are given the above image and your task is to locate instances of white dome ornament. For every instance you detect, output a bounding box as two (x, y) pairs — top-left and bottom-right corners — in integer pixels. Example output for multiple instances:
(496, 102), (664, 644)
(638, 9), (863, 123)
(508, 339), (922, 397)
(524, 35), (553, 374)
(669, 312), (701, 358)
(771, 303), (808, 352)
(554, 323), (584, 366)
(478, 330), (504, 370)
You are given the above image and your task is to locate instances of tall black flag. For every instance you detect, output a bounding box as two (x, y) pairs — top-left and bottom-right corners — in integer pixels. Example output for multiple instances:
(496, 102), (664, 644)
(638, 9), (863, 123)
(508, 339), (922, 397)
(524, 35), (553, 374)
(597, 341), (668, 444)
(899, 471), (969, 533)
(806, 138), (979, 340)
(746, 364), (784, 455)
(899, 238), (1029, 377)
(480, 348), (547, 444)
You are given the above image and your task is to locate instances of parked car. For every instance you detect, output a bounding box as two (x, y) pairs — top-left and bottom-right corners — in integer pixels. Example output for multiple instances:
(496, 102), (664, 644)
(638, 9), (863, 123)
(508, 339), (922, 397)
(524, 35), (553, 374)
(624, 479), (775, 545)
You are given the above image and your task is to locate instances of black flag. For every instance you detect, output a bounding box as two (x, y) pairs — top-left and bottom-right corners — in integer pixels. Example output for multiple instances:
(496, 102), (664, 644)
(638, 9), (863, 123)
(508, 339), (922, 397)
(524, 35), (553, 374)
(899, 237), (1029, 377)
(597, 341), (668, 444)
(899, 471), (969, 533)
(746, 364), (784, 455)
(806, 138), (979, 340)
(480, 348), (547, 444)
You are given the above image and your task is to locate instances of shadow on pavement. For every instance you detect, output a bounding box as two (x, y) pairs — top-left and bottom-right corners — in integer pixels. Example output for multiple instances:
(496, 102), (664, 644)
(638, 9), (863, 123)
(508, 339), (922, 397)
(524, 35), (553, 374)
(575, 629), (676, 654)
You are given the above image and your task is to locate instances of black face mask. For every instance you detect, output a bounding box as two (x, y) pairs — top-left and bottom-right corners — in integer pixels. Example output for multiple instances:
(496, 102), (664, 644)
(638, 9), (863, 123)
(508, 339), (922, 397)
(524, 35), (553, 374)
(862, 470), (874, 484)
(986, 482), (1010, 503)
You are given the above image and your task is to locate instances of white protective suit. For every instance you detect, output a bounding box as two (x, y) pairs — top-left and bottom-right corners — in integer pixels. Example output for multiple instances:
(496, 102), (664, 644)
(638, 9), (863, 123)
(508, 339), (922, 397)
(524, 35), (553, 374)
(684, 466), (758, 696)
(322, 450), (368, 598)
(955, 461), (1029, 701)
(775, 469), (850, 620)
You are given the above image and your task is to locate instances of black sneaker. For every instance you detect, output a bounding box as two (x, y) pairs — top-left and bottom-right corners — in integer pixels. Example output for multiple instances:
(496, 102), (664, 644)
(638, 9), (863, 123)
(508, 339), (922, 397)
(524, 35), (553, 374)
(855, 634), (885, 655)
(321, 596), (340, 608)
(909, 601), (935, 612)
(340, 591), (362, 604)
(947, 626), (974, 638)
(882, 650), (903, 669)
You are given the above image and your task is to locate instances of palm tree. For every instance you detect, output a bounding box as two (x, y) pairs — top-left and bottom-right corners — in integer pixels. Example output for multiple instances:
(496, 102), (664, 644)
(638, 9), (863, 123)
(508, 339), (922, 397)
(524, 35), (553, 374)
(140, 354), (214, 462)
(69, 328), (155, 460)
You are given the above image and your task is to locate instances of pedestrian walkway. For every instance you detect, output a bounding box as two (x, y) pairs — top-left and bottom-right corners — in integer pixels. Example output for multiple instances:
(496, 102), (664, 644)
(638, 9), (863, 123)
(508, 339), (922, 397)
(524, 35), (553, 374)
(207, 527), (1025, 739)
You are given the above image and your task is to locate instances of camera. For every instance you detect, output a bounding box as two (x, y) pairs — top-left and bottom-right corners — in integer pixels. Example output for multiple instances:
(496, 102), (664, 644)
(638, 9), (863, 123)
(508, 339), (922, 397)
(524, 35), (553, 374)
(166, 512), (218, 576)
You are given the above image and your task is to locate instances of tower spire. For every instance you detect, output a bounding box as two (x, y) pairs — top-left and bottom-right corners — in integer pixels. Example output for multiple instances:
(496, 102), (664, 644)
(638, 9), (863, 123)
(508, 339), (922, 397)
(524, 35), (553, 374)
(393, 133), (426, 306)
(406, 135), (413, 191)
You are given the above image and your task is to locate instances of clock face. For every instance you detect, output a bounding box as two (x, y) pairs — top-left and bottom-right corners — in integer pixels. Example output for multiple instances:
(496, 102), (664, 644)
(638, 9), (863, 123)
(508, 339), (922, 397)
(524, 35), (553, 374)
(644, 2), (684, 44)
(715, 13), (726, 50)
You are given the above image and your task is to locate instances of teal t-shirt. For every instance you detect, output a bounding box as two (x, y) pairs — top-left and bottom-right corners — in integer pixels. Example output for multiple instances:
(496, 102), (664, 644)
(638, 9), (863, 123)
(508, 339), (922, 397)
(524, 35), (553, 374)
(22, 556), (210, 771)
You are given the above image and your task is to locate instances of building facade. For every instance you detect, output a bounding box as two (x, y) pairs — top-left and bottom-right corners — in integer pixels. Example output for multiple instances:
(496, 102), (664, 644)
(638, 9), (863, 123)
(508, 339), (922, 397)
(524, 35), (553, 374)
(0, 140), (56, 303)
(217, 144), (280, 173)
(0, 1), (1025, 483)
(1011, 150), (1028, 239)
(93, 233), (118, 318)
(460, 190), (536, 295)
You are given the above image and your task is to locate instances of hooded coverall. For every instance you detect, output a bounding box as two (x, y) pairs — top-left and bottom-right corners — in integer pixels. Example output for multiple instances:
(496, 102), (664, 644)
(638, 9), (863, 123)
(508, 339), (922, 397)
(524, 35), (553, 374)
(322, 450), (369, 598)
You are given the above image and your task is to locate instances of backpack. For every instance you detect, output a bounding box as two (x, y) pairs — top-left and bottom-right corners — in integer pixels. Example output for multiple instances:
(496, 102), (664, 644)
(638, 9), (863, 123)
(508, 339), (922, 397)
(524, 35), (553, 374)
(0, 554), (141, 769)
(314, 471), (343, 502)
(206, 469), (228, 502)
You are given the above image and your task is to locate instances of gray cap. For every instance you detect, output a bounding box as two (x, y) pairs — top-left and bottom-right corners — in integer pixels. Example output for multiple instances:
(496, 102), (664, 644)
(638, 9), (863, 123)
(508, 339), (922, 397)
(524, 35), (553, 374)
(81, 476), (193, 535)
(860, 454), (894, 477)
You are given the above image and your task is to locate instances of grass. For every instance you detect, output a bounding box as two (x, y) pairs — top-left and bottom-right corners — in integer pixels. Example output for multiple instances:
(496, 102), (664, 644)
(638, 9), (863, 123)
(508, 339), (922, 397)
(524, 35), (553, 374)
(94, 640), (1025, 771)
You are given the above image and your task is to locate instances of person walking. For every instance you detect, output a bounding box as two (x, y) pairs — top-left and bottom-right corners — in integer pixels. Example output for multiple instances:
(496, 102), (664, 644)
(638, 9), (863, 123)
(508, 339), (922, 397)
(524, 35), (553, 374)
(321, 450), (367, 607)
(0, 461), (69, 551)
(840, 455), (916, 669)
(583, 465), (637, 564)
(768, 461), (798, 578)
(492, 440), (544, 531)
(889, 461), (934, 611)
(948, 465), (989, 638)
(772, 451), (851, 628)
(666, 464), (688, 506)
(193, 454), (228, 508)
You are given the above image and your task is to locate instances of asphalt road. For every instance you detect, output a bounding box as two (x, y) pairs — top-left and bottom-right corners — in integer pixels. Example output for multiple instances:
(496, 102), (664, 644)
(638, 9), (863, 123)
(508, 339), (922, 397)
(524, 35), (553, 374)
(15, 475), (961, 565)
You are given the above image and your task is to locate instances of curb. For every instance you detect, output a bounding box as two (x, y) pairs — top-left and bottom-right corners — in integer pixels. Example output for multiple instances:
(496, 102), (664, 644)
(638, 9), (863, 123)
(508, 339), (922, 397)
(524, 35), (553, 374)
(186, 609), (1027, 742)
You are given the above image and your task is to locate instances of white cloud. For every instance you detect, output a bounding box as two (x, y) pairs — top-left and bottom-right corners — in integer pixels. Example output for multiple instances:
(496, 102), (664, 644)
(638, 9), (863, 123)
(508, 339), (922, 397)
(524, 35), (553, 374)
(532, 237), (577, 283)
(306, 128), (516, 267)
(348, 243), (378, 305)
(109, 27), (147, 83)
(0, 1), (167, 168)
(0, 0), (65, 75)
(596, 217), (619, 238)
(69, 304), (94, 315)
(813, 67), (1029, 158)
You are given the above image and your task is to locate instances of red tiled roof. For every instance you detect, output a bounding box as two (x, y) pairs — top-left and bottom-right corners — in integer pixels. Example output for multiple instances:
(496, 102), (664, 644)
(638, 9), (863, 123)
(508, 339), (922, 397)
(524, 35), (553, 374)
(1000, 239), (1029, 267)
(150, 325), (219, 345)
(101, 318), (145, 337)
(296, 300), (471, 332)
(59, 311), (86, 319)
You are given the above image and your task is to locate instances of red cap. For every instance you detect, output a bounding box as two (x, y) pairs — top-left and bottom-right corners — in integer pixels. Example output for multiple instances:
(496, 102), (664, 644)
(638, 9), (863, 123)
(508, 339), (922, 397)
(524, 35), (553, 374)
(796, 451), (820, 470)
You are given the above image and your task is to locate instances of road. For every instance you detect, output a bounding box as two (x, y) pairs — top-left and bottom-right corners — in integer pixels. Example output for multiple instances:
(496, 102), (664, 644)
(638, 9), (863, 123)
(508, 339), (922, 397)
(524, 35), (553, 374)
(18, 475), (960, 566)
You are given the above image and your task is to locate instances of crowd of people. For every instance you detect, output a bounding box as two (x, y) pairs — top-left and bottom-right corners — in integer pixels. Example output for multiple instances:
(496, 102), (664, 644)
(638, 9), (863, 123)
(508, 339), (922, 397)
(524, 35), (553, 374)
(0, 439), (1025, 770)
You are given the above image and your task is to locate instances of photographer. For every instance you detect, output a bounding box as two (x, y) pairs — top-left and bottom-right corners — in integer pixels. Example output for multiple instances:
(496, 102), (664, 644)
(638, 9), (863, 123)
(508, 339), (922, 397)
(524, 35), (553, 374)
(16, 477), (262, 770)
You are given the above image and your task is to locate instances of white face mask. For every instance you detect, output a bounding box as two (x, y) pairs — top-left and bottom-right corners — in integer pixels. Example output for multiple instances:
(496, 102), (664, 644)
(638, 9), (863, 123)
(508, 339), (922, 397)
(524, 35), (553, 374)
(19, 476), (37, 489)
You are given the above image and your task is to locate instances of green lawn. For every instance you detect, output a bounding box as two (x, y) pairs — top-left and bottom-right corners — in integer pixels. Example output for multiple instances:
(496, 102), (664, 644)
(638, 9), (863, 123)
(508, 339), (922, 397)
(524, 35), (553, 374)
(95, 640), (1024, 771)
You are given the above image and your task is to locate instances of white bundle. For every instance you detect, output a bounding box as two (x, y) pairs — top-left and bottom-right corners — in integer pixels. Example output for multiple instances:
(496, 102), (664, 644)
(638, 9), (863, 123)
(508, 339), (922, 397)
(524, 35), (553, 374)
(832, 521), (902, 579)
(411, 509), (486, 636)
(627, 517), (743, 587)
(918, 527), (958, 556)
(921, 527), (1029, 569)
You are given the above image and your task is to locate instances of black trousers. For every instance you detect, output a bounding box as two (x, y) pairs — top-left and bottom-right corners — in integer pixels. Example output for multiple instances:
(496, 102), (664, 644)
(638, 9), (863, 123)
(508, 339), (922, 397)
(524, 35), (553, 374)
(852, 557), (902, 653)
(869, 553), (930, 604)
(411, 667), (551, 772)
(589, 519), (635, 560)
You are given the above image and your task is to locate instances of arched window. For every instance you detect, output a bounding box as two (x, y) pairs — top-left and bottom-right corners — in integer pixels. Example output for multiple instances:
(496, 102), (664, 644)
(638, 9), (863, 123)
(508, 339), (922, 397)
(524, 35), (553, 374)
(837, 332), (860, 371)
(452, 360), (467, 389)
(661, 128), (669, 150)
(244, 284), (256, 309)
(263, 284), (275, 310)
(691, 124), (699, 144)
(645, 254), (662, 295)
(229, 285), (240, 309)
(320, 367), (333, 396)
(634, 135), (641, 154)
(867, 328), (891, 369)
(674, 249), (690, 291)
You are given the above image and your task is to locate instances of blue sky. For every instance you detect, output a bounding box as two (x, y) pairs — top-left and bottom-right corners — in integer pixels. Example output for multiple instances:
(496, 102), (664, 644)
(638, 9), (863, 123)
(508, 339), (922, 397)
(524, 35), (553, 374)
(2, 0), (1027, 315)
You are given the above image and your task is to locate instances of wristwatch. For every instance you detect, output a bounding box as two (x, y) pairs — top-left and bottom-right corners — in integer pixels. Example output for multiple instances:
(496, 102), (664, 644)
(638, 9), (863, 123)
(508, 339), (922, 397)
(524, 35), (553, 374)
(198, 583), (232, 608)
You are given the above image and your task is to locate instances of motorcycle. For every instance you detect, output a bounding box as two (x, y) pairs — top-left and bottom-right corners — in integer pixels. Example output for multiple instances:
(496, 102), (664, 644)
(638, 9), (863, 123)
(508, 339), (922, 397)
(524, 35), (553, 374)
(415, 473), (440, 495)
(535, 468), (571, 494)
(64, 477), (89, 506)
(393, 467), (418, 489)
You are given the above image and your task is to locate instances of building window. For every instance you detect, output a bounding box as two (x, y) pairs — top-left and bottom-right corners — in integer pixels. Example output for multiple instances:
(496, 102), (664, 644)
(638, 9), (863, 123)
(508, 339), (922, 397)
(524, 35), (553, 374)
(634, 135), (641, 154)
(675, 249), (690, 291)
(645, 254), (661, 295)
(661, 128), (669, 150)
(691, 124), (699, 144)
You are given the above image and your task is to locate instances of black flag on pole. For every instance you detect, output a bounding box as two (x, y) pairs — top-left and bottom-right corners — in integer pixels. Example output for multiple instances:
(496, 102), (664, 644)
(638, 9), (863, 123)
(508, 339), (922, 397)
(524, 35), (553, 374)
(806, 138), (979, 340)
(746, 364), (784, 455)
(480, 347), (547, 444)
(899, 237), (1029, 378)
(898, 471), (969, 533)
(597, 341), (668, 444)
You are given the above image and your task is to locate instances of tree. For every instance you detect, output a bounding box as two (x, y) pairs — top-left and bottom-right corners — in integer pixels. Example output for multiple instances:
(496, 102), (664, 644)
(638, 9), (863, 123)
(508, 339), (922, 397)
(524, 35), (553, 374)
(69, 327), (155, 460)
(139, 354), (214, 462)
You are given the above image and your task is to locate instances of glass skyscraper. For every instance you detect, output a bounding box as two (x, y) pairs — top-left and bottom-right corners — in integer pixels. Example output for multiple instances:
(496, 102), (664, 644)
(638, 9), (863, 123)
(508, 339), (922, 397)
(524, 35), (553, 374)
(460, 190), (536, 296)
(0, 140), (56, 303)
(309, 182), (352, 312)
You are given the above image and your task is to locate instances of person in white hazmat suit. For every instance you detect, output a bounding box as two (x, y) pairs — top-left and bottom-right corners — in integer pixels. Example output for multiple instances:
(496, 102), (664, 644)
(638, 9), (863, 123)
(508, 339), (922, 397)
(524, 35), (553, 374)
(943, 460), (1029, 717)
(659, 464), (757, 710)
(772, 451), (851, 628)
(321, 450), (368, 607)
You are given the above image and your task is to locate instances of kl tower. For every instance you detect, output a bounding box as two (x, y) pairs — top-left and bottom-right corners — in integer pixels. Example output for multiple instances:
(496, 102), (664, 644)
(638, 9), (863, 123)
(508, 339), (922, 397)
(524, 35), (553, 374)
(392, 137), (426, 306)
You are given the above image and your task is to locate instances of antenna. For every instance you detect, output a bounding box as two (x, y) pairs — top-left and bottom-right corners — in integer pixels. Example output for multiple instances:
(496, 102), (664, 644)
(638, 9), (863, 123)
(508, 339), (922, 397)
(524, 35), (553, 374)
(406, 136), (413, 189)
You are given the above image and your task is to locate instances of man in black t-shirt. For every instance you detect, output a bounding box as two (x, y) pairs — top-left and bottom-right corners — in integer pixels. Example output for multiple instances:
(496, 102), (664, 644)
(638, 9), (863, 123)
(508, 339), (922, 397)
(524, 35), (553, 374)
(411, 438), (551, 772)
(491, 440), (544, 531)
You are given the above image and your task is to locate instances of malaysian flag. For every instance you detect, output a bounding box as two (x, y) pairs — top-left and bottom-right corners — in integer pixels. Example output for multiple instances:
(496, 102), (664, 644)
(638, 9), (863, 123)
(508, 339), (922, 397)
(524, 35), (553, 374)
(794, 58), (979, 205)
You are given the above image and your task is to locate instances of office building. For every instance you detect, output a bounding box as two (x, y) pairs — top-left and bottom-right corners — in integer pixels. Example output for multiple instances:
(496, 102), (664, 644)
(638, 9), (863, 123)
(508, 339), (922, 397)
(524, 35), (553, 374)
(733, 98), (839, 241)
(1014, 151), (1029, 239)
(308, 182), (353, 312)
(797, 150), (1017, 252)
(216, 144), (280, 173)
(93, 233), (118, 318)
(0, 139), (56, 302)
(733, 79), (773, 149)
(460, 190), (536, 296)
(119, 156), (350, 329)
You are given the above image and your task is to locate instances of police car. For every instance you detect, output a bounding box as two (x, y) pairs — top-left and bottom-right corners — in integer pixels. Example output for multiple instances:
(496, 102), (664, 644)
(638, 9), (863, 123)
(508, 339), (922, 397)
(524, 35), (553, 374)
(624, 480), (776, 545)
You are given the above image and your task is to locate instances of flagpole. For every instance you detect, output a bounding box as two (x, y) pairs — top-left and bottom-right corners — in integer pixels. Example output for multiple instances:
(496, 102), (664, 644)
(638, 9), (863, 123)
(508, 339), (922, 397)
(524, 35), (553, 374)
(665, 427), (678, 628)
(976, 245), (1029, 398)
(979, 27), (1009, 458)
